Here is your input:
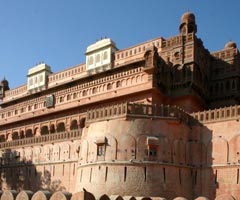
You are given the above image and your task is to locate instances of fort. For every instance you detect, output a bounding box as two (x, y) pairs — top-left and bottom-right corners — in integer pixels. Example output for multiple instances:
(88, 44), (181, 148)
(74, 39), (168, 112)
(0, 12), (240, 200)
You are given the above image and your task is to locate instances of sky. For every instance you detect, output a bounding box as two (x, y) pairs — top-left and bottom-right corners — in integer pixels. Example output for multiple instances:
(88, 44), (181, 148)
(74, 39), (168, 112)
(0, 0), (239, 89)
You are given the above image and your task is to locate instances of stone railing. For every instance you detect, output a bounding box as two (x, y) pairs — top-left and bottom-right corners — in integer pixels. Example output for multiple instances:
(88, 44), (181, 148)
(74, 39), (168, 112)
(211, 48), (238, 60)
(87, 103), (193, 125)
(191, 105), (240, 123)
(0, 129), (82, 150)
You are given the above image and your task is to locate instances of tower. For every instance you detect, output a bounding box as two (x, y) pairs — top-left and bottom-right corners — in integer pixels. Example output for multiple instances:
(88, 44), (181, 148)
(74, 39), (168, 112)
(0, 77), (9, 99)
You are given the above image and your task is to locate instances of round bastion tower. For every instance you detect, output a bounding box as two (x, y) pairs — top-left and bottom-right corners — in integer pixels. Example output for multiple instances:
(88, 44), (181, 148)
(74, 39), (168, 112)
(76, 114), (195, 199)
(75, 12), (201, 200)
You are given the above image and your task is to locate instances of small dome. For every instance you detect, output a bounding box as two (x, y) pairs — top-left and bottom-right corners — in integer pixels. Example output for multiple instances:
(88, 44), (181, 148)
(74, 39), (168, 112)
(1, 78), (8, 86)
(225, 41), (237, 49)
(181, 12), (196, 23)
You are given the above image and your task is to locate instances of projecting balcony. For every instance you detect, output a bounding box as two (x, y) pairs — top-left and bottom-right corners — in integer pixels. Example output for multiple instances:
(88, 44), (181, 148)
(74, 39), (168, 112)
(86, 102), (194, 125)
(0, 129), (82, 150)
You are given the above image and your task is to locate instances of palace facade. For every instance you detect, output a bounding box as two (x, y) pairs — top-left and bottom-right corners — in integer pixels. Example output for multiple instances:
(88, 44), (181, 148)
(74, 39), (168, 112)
(0, 12), (240, 200)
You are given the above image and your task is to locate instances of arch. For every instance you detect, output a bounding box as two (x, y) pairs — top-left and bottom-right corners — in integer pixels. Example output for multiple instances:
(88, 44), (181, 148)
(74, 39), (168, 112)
(0, 135), (6, 142)
(70, 120), (79, 130)
(229, 134), (240, 163)
(105, 135), (117, 161)
(53, 144), (60, 161)
(60, 143), (70, 161)
(67, 94), (71, 101)
(131, 76), (135, 84)
(41, 126), (49, 135)
(92, 87), (98, 94)
(207, 137), (228, 165)
(172, 139), (186, 164)
(79, 118), (86, 128)
(7, 132), (12, 141)
(136, 75), (141, 83)
(26, 129), (33, 138)
(60, 96), (65, 103)
(57, 122), (65, 133)
(73, 93), (77, 99)
(118, 134), (136, 160)
(12, 131), (19, 140)
(116, 81), (121, 88)
(16, 190), (33, 200)
(107, 83), (112, 90)
(82, 90), (87, 96)
(43, 145), (51, 161)
(34, 127), (40, 137)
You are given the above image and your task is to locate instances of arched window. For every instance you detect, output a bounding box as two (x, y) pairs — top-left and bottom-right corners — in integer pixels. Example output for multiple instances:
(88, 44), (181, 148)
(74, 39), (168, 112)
(59, 96), (64, 103)
(107, 83), (112, 90)
(26, 129), (33, 138)
(92, 87), (97, 94)
(57, 122), (65, 133)
(73, 93), (77, 99)
(70, 120), (78, 130)
(82, 90), (87, 96)
(41, 126), (49, 135)
(116, 81), (121, 88)
(12, 132), (19, 140)
(79, 118), (86, 128)
(34, 104), (38, 109)
(0, 135), (6, 142)
(67, 94), (71, 101)
(103, 51), (108, 60)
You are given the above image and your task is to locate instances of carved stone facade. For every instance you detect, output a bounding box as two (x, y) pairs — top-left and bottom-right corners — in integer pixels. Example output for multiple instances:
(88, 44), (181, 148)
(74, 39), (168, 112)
(0, 12), (240, 200)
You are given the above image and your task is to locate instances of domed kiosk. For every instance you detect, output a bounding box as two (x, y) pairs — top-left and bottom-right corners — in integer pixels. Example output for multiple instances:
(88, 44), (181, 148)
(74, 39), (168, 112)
(179, 12), (197, 35)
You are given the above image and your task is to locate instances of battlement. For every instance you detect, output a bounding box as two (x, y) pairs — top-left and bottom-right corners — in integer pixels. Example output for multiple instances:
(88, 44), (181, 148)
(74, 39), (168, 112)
(191, 105), (240, 123)
(87, 103), (193, 125)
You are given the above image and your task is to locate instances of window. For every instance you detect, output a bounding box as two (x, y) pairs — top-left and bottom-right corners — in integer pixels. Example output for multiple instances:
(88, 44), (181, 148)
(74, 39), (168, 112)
(103, 51), (108, 60)
(97, 144), (105, 156)
(88, 56), (93, 65)
(149, 146), (157, 156)
(96, 54), (100, 63)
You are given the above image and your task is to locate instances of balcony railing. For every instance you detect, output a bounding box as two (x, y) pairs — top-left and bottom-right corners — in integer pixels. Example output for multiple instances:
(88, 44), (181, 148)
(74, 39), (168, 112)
(0, 129), (82, 150)
(86, 103), (194, 125)
(191, 105), (240, 123)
